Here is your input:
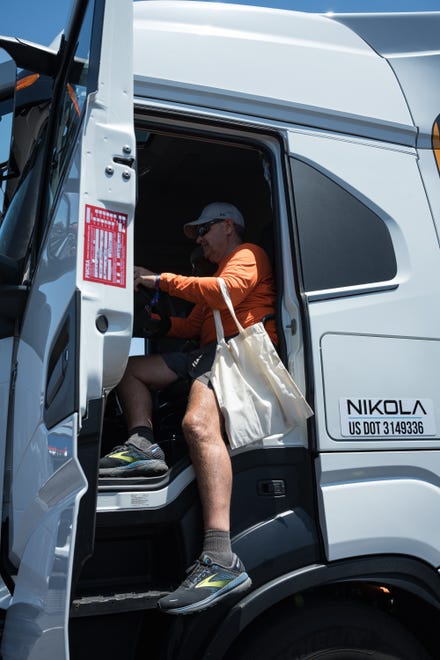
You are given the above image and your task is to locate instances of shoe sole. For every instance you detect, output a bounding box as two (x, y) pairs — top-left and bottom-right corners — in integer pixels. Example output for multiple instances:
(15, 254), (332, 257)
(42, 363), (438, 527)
(99, 459), (168, 477)
(158, 574), (252, 615)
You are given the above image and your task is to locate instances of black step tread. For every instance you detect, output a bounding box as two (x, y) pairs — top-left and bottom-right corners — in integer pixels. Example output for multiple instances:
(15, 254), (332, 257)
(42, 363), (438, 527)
(70, 588), (170, 617)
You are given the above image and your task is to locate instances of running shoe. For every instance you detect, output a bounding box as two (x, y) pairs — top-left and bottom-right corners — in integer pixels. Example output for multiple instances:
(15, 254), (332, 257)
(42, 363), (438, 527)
(157, 554), (252, 615)
(99, 443), (168, 476)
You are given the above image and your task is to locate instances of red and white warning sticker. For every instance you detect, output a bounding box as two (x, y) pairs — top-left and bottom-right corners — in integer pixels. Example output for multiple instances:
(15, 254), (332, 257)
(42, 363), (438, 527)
(83, 204), (127, 288)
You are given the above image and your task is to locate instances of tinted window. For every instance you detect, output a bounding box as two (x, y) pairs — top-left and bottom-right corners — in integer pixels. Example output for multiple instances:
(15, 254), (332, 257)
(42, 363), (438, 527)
(291, 158), (397, 292)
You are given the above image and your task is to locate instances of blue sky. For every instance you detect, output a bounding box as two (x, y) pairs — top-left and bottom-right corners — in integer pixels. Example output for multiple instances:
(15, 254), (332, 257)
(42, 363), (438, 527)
(2, 0), (440, 47)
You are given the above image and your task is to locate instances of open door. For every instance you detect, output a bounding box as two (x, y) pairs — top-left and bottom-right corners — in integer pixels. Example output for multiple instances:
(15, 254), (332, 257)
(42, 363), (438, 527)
(1, 1), (135, 657)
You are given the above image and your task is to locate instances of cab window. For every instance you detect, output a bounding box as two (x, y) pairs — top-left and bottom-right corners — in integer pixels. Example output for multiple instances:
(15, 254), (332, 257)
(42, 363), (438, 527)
(291, 158), (397, 292)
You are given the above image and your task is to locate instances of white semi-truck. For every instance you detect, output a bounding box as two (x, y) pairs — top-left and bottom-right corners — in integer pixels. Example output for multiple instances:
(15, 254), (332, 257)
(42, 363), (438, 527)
(0, 1), (439, 657)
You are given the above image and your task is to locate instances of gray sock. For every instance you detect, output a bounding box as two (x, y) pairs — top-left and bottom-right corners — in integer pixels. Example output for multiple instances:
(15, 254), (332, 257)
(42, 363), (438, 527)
(126, 426), (155, 452)
(203, 529), (234, 567)
(126, 426), (166, 463)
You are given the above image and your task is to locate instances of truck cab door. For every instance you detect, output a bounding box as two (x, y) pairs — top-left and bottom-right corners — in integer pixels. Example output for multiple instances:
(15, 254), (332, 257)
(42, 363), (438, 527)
(1, 1), (135, 657)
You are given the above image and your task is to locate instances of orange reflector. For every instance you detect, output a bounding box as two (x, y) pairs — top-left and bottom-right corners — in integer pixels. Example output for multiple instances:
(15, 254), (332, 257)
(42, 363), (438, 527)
(16, 73), (40, 92)
(433, 114), (440, 175)
(67, 83), (80, 117)
(378, 586), (391, 594)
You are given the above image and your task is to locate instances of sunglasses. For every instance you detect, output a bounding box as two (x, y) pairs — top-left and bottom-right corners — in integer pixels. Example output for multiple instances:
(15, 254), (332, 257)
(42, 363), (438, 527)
(197, 218), (226, 237)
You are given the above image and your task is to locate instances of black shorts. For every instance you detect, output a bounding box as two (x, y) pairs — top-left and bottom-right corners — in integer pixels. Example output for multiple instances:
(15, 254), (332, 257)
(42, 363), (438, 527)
(162, 342), (217, 387)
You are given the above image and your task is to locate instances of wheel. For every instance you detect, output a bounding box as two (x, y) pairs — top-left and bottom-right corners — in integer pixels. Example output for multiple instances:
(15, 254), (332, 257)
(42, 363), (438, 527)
(225, 599), (431, 660)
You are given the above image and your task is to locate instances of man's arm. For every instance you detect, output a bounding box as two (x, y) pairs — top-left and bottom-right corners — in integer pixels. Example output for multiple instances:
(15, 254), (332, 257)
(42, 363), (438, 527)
(160, 247), (261, 309)
(133, 245), (269, 313)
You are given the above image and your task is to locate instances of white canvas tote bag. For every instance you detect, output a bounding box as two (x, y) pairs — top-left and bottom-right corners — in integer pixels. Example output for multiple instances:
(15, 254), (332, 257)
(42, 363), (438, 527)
(211, 278), (313, 449)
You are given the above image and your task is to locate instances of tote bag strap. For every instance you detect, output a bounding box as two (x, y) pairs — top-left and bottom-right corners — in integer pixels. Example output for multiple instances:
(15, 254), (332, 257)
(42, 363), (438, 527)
(212, 278), (244, 343)
(213, 308), (225, 342)
(217, 277), (245, 333)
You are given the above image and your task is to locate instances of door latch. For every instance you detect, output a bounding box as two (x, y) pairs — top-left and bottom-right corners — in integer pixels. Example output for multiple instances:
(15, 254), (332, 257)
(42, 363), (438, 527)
(285, 318), (297, 335)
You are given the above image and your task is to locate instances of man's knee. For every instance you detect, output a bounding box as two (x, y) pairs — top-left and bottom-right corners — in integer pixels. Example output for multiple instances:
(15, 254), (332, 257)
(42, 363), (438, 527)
(182, 403), (222, 445)
(182, 408), (204, 442)
(120, 355), (150, 379)
(119, 354), (174, 391)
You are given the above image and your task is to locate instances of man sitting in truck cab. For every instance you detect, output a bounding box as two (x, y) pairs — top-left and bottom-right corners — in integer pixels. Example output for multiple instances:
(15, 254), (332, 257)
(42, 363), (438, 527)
(99, 202), (277, 614)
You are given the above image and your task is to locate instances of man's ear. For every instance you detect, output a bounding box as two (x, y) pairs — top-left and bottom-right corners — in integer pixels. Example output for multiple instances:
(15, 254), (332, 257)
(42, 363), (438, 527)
(225, 217), (234, 234)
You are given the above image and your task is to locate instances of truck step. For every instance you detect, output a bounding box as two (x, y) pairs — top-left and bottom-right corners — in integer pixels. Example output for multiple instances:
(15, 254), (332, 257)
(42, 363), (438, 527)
(70, 589), (169, 617)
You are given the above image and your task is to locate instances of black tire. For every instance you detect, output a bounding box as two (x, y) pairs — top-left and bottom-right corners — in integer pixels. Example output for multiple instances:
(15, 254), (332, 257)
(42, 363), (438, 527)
(225, 600), (431, 660)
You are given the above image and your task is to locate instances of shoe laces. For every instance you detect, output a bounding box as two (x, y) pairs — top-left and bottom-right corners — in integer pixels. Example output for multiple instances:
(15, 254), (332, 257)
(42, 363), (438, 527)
(181, 556), (214, 589)
(108, 445), (128, 455)
(126, 442), (165, 462)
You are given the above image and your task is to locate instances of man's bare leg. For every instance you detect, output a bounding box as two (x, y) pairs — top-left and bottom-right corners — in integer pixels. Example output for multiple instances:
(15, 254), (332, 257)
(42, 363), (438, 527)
(182, 379), (232, 533)
(157, 378), (251, 614)
(117, 354), (179, 429)
(100, 354), (178, 475)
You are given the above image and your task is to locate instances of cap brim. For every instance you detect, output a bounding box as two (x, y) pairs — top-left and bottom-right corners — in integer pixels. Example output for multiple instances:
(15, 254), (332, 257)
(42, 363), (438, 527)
(183, 220), (204, 239)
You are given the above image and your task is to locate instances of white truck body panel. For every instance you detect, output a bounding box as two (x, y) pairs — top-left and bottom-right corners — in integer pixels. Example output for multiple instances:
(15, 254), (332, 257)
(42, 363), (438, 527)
(317, 451), (440, 565)
(133, 2), (416, 144)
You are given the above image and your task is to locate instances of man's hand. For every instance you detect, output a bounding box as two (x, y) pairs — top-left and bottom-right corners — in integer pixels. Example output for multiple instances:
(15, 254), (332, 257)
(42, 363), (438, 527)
(142, 316), (171, 339)
(134, 266), (157, 291)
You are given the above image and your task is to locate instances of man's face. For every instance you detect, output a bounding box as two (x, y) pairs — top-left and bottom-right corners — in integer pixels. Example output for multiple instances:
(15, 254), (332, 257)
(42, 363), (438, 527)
(196, 218), (231, 263)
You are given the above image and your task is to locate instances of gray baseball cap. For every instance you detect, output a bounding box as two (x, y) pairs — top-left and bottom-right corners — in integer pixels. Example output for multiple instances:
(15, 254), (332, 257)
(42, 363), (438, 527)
(183, 202), (245, 239)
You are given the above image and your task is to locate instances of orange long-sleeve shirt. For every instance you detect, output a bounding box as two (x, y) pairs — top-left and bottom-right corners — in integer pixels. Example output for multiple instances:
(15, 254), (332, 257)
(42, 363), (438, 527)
(159, 243), (277, 346)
